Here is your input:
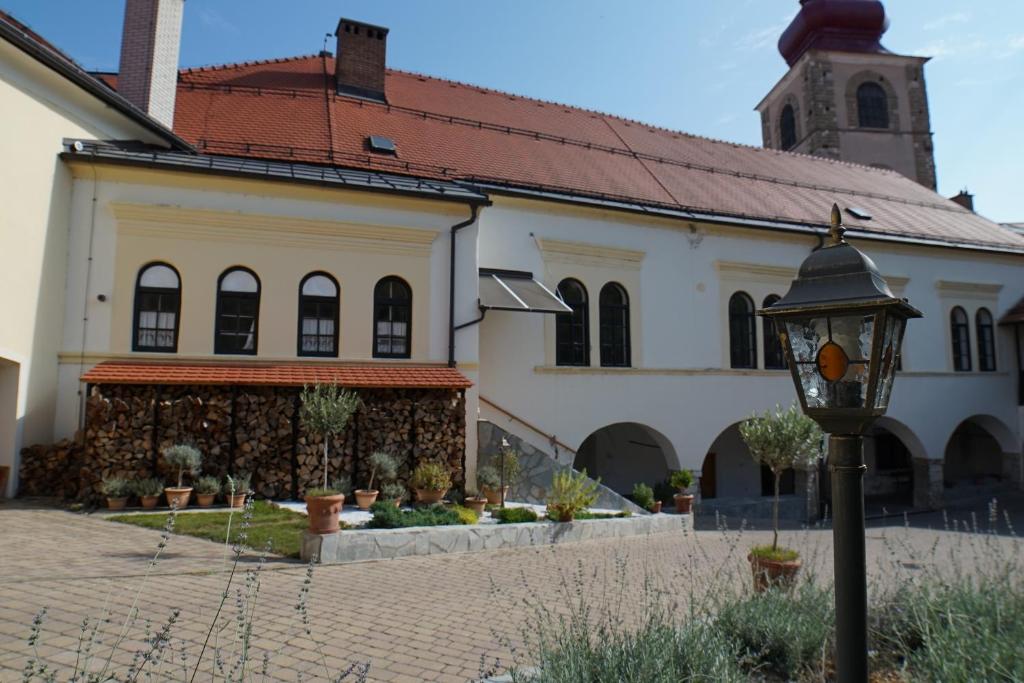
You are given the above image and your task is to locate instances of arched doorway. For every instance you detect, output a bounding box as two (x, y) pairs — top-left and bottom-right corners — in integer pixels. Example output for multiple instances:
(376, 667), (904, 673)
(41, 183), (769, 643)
(864, 425), (914, 511)
(574, 423), (677, 495)
(944, 416), (1015, 495)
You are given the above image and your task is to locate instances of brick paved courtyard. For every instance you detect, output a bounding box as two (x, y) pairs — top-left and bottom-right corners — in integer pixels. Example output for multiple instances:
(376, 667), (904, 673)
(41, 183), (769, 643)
(0, 497), (1020, 682)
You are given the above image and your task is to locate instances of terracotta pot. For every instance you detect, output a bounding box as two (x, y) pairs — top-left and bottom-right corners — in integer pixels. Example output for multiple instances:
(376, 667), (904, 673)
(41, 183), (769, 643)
(305, 493), (345, 534)
(748, 553), (802, 592)
(228, 493), (247, 509)
(165, 487), (192, 510)
(196, 493), (216, 508)
(140, 495), (160, 510)
(481, 486), (509, 505)
(674, 493), (694, 514)
(464, 497), (487, 515)
(107, 497), (128, 511)
(650, 500), (662, 514)
(414, 488), (448, 505)
(354, 489), (379, 510)
(391, 499), (402, 508)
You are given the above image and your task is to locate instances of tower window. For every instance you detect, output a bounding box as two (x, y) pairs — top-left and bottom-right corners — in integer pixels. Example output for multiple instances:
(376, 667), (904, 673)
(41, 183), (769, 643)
(857, 82), (889, 129)
(976, 308), (996, 371)
(780, 105), (797, 150)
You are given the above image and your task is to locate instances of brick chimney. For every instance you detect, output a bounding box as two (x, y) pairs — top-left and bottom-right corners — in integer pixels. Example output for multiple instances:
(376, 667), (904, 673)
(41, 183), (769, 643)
(118, 0), (185, 128)
(950, 189), (974, 212)
(335, 18), (388, 101)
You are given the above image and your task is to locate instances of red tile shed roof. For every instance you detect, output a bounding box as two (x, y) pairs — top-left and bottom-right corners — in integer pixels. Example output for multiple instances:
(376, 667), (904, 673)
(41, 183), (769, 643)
(93, 56), (1024, 252)
(81, 361), (472, 389)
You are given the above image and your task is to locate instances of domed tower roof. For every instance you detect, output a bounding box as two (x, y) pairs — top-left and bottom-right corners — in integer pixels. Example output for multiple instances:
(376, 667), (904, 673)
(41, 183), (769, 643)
(778, 0), (890, 66)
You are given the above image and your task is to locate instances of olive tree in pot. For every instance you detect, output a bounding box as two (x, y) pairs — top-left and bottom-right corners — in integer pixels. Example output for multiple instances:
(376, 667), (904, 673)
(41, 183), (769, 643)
(410, 461), (451, 504)
(670, 470), (694, 513)
(162, 444), (202, 510)
(300, 383), (360, 534)
(739, 403), (823, 591)
(101, 477), (131, 510)
(354, 451), (399, 510)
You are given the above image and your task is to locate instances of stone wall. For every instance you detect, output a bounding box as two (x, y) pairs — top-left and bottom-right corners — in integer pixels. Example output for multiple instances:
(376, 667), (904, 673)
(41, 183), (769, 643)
(21, 383), (466, 505)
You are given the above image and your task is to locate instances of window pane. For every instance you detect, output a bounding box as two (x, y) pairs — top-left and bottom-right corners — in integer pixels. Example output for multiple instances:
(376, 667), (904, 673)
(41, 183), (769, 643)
(139, 264), (179, 289)
(302, 274), (337, 297)
(221, 270), (258, 293)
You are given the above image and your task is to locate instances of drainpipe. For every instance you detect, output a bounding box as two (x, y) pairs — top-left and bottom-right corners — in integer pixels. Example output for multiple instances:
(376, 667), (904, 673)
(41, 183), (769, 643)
(448, 205), (480, 367)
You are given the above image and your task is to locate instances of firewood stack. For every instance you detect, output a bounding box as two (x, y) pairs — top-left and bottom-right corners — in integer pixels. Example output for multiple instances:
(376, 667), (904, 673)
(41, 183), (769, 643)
(18, 439), (84, 498)
(235, 388), (295, 499)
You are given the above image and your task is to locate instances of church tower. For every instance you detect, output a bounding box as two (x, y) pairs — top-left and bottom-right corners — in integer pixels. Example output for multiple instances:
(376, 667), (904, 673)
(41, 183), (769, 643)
(755, 0), (936, 189)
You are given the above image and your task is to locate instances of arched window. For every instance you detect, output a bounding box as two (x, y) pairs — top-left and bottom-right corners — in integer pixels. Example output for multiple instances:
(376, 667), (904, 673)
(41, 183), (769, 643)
(373, 276), (411, 358)
(976, 308), (996, 371)
(780, 105), (797, 151)
(728, 292), (757, 369)
(599, 283), (630, 367)
(857, 82), (889, 129)
(298, 272), (339, 357)
(215, 267), (259, 355)
(762, 294), (786, 369)
(950, 306), (971, 371)
(133, 262), (181, 352)
(556, 279), (589, 366)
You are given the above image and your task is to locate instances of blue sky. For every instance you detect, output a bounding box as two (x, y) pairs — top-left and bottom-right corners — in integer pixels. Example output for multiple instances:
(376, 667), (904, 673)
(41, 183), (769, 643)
(5, 1), (1023, 222)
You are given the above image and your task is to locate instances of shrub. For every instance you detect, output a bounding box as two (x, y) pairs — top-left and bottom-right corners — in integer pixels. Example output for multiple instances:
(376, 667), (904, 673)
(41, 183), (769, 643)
(225, 472), (251, 495)
(162, 444), (202, 488)
(631, 482), (654, 510)
(366, 501), (462, 529)
(572, 510), (630, 520)
(195, 476), (221, 495)
(453, 505), (479, 525)
(101, 477), (131, 498)
(380, 482), (406, 503)
(493, 506), (539, 524)
(300, 384), (359, 491)
(546, 468), (600, 522)
(749, 544), (799, 562)
(410, 461), (451, 491)
(131, 477), (164, 498)
(477, 465), (501, 490)
(669, 469), (693, 493)
(365, 451), (399, 491)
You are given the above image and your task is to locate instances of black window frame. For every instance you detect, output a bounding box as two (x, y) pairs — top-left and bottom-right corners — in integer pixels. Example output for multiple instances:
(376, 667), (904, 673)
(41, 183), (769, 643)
(951, 306), (971, 372)
(598, 282), (631, 368)
(729, 291), (757, 369)
(373, 276), (412, 359)
(132, 261), (181, 353)
(857, 81), (889, 129)
(556, 278), (590, 367)
(976, 307), (996, 372)
(780, 104), (797, 150)
(214, 266), (261, 356)
(762, 294), (786, 370)
(297, 271), (340, 358)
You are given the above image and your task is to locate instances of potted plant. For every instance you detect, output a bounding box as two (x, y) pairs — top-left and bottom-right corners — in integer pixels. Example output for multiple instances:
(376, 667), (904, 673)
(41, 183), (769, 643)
(670, 470), (694, 514)
(195, 476), (220, 507)
(226, 472), (250, 508)
(101, 477), (131, 510)
(410, 461), (451, 504)
(480, 439), (521, 505)
(133, 478), (163, 509)
(380, 482), (406, 508)
(354, 451), (399, 510)
(464, 489), (487, 515)
(299, 383), (359, 534)
(739, 404), (823, 591)
(546, 468), (600, 522)
(631, 482), (660, 513)
(162, 444), (202, 510)
(477, 466), (502, 504)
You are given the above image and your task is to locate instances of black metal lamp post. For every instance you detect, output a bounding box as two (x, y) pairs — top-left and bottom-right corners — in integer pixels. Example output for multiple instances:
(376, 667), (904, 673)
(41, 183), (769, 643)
(759, 204), (922, 682)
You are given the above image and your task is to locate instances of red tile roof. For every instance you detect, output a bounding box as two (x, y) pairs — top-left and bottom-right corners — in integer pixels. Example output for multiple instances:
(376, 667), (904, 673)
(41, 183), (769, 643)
(94, 56), (1024, 252)
(81, 361), (472, 389)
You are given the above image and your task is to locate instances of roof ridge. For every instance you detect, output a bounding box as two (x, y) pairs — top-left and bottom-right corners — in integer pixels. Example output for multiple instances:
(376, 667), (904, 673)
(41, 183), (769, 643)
(181, 53), (321, 75)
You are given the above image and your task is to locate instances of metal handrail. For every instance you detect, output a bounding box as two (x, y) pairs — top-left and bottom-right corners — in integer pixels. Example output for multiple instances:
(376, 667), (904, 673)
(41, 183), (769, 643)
(479, 395), (577, 456)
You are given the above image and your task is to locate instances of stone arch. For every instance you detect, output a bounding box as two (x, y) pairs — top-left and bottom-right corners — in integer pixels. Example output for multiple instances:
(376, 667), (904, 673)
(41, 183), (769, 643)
(845, 70), (900, 131)
(864, 417), (923, 510)
(943, 414), (1019, 492)
(573, 422), (679, 495)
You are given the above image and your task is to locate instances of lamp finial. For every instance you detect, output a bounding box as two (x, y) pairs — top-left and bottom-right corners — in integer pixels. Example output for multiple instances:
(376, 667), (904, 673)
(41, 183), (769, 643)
(829, 203), (846, 245)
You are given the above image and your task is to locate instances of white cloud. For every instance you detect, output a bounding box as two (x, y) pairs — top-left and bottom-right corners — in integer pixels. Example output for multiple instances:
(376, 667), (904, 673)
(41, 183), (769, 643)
(197, 7), (239, 35)
(736, 22), (788, 51)
(923, 12), (971, 31)
(912, 36), (988, 59)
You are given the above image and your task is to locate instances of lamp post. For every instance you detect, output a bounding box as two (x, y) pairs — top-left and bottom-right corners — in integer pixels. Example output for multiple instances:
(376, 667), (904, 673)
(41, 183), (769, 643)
(759, 204), (922, 682)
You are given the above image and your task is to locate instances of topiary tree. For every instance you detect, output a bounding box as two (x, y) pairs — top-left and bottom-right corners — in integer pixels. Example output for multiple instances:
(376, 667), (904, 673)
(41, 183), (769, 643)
(739, 404), (823, 551)
(299, 384), (360, 492)
(162, 444), (202, 488)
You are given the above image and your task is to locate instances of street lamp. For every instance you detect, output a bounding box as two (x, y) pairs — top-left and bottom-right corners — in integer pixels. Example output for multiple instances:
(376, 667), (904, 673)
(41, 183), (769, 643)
(759, 204), (921, 683)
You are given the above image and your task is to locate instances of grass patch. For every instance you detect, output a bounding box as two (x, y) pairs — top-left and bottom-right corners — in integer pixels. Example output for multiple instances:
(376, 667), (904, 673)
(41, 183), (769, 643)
(109, 500), (309, 558)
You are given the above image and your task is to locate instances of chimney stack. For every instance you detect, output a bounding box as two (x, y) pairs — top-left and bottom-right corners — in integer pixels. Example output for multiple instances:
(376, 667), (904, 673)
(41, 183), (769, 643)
(335, 18), (388, 102)
(950, 189), (974, 212)
(118, 0), (185, 128)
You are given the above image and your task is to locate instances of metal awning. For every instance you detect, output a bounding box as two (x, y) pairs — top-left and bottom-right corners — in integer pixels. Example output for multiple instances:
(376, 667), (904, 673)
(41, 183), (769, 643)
(479, 269), (571, 314)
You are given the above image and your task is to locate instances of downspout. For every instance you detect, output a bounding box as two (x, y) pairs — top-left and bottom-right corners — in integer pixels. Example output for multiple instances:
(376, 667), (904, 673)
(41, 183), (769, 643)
(448, 205), (480, 367)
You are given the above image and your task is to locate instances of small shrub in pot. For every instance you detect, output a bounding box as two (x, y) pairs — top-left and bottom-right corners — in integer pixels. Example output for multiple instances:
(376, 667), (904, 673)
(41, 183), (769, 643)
(355, 451), (399, 510)
(380, 482), (406, 508)
(546, 468), (600, 522)
(670, 469), (695, 514)
(162, 444), (202, 510)
(410, 461), (451, 504)
(632, 482), (659, 513)
(101, 477), (131, 510)
(225, 472), (250, 508)
(195, 476), (221, 507)
(132, 477), (163, 509)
